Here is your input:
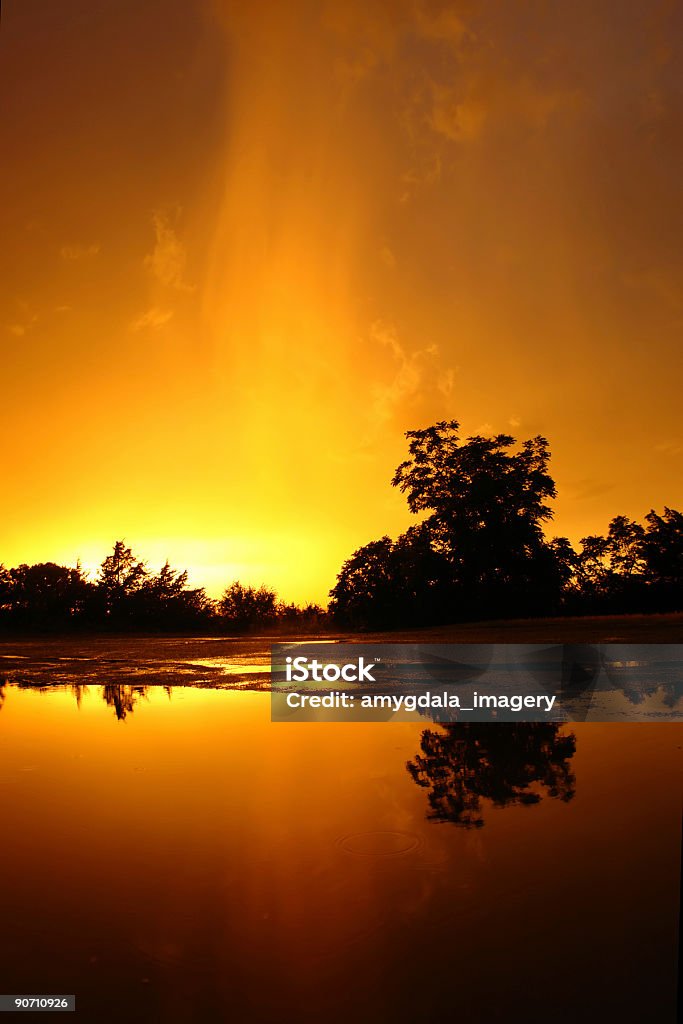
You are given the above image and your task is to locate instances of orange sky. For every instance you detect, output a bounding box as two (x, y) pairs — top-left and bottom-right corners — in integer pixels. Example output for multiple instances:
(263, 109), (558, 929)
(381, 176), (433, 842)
(1, 0), (682, 603)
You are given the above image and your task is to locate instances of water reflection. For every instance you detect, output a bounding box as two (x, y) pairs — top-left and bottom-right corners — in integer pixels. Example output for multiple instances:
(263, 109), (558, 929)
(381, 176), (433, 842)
(2, 680), (173, 721)
(0, 681), (678, 1023)
(5, 680), (579, 831)
(407, 723), (576, 828)
(102, 684), (149, 720)
(513, 644), (682, 716)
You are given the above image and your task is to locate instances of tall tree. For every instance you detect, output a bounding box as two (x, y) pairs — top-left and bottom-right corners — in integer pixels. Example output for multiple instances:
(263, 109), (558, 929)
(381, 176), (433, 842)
(98, 541), (147, 618)
(391, 421), (560, 616)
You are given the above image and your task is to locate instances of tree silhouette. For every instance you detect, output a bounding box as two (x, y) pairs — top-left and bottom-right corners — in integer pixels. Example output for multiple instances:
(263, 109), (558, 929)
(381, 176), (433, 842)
(276, 600), (326, 631)
(149, 561), (189, 600)
(329, 525), (452, 628)
(329, 419), (683, 626)
(131, 560), (212, 628)
(2, 562), (92, 629)
(0, 544), (325, 634)
(607, 516), (647, 578)
(98, 541), (148, 620)
(392, 423), (560, 609)
(643, 507), (683, 595)
(574, 517), (647, 609)
(0, 565), (11, 615)
(331, 421), (573, 626)
(219, 582), (277, 630)
(571, 508), (683, 613)
(407, 723), (576, 828)
(1, 420), (682, 635)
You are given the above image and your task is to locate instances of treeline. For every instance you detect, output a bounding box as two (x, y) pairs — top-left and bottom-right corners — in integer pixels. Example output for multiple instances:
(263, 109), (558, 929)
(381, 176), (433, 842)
(2, 421), (682, 634)
(328, 421), (683, 629)
(0, 541), (325, 634)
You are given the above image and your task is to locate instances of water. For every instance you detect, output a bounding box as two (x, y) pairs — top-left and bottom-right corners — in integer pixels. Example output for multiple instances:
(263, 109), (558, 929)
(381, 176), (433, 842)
(0, 640), (680, 1023)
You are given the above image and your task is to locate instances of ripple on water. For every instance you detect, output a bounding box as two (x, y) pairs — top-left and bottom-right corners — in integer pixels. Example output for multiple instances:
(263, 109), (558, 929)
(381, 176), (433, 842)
(336, 830), (422, 858)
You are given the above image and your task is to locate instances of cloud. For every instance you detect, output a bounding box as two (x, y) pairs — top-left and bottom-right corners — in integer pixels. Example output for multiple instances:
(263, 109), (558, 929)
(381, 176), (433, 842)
(654, 440), (683, 456)
(60, 242), (100, 259)
(129, 307), (174, 332)
(370, 321), (423, 424)
(6, 305), (38, 336)
(380, 245), (396, 268)
(428, 85), (488, 142)
(564, 478), (616, 502)
(369, 320), (455, 425)
(424, 74), (582, 146)
(144, 212), (192, 290)
(414, 4), (467, 45)
(438, 368), (456, 397)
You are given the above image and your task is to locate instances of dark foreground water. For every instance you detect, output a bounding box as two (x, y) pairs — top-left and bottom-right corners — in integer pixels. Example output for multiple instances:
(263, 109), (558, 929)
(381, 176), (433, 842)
(0, 642), (680, 1023)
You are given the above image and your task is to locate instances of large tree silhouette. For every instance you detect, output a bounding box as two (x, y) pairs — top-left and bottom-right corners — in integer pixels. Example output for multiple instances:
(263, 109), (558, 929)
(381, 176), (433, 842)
(393, 422), (561, 608)
(331, 422), (572, 625)
(331, 419), (683, 626)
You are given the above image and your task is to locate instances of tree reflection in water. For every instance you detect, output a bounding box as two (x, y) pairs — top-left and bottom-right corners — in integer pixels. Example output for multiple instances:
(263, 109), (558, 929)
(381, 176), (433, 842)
(70, 684), (89, 708)
(1, 680), (173, 720)
(102, 684), (151, 720)
(100, 684), (173, 720)
(407, 723), (576, 828)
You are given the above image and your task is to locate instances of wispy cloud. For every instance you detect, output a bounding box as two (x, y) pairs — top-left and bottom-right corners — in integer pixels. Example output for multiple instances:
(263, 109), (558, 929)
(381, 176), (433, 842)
(144, 212), (192, 291)
(564, 478), (616, 502)
(380, 245), (396, 268)
(654, 439), (683, 456)
(428, 85), (488, 143)
(7, 322), (31, 336)
(129, 307), (174, 332)
(369, 320), (454, 425)
(6, 302), (38, 336)
(438, 368), (456, 397)
(60, 242), (100, 259)
(414, 3), (467, 45)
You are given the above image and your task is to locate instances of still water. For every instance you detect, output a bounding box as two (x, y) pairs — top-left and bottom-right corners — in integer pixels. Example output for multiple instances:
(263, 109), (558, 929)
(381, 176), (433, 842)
(0, 648), (680, 1023)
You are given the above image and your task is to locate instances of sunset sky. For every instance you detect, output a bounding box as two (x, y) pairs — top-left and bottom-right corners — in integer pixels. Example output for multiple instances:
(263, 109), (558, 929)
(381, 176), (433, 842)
(2, 0), (682, 603)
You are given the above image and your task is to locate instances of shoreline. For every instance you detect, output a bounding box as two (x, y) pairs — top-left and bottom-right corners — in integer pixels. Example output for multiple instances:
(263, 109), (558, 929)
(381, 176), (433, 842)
(1, 611), (682, 646)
